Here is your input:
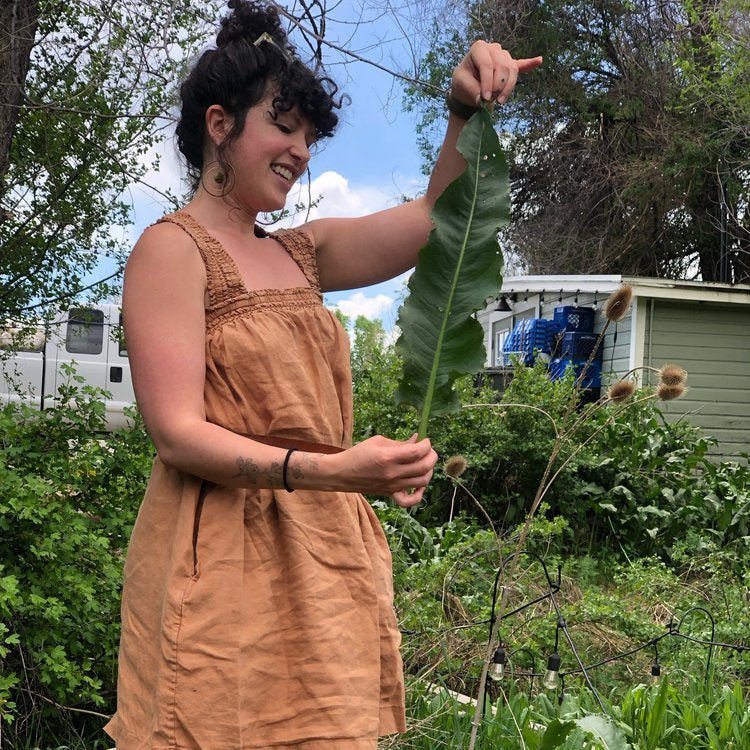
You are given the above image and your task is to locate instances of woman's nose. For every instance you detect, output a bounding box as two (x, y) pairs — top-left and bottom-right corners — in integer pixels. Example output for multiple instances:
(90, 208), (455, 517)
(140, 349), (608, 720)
(290, 134), (310, 163)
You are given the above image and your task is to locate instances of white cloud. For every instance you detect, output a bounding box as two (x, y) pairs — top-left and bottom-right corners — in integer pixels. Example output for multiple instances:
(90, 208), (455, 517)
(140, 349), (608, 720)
(277, 170), (398, 227)
(334, 291), (395, 320)
(383, 325), (401, 347)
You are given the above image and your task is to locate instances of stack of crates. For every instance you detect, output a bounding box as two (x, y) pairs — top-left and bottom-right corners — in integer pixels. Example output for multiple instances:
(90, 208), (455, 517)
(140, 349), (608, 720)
(502, 318), (561, 366)
(549, 306), (602, 391)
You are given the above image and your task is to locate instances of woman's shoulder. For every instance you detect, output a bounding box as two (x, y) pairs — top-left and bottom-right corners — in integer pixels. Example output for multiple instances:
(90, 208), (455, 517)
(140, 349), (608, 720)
(127, 213), (205, 277)
(270, 223), (315, 248)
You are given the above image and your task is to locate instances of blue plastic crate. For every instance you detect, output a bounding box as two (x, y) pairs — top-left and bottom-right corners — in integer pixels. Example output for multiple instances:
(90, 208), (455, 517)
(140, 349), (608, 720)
(559, 331), (602, 360)
(502, 318), (561, 365)
(549, 357), (602, 389)
(553, 306), (595, 333)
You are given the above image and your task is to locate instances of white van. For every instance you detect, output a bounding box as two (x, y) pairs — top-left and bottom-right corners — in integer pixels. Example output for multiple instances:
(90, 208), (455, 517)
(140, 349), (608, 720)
(0, 303), (135, 430)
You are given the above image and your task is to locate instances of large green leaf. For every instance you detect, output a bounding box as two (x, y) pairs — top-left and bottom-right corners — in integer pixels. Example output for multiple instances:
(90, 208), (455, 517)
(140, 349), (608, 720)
(395, 108), (508, 437)
(540, 719), (576, 749)
(575, 715), (631, 750)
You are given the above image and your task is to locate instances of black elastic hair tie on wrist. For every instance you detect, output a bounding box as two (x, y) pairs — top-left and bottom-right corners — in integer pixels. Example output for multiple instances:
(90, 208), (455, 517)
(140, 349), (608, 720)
(446, 91), (480, 120)
(282, 448), (296, 492)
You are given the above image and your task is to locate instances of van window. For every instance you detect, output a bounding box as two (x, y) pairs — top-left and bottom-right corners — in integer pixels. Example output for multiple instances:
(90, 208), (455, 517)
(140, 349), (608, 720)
(118, 312), (127, 356)
(66, 308), (104, 354)
(0, 326), (45, 352)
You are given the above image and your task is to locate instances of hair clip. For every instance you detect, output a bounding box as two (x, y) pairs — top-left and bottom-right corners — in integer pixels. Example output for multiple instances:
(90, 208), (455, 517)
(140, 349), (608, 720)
(253, 31), (294, 64)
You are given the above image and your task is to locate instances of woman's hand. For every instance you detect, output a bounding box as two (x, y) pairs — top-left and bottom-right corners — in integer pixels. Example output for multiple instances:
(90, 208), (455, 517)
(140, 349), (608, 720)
(450, 40), (543, 109)
(333, 434), (438, 508)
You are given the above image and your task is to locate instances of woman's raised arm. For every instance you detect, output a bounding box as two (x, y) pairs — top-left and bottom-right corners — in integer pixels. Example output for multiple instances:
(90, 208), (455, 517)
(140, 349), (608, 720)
(309, 41), (543, 292)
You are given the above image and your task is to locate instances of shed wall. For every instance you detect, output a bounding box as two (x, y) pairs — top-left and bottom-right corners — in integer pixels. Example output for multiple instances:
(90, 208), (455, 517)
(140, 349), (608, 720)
(644, 301), (750, 463)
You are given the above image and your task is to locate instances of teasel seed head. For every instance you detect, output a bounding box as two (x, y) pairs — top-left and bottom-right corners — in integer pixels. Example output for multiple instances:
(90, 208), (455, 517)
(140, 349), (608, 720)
(603, 284), (633, 323)
(658, 364), (688, 387)
(657, 383), (687, 401)
(445, 455), (468, 479)
(607, 379), (636, 403)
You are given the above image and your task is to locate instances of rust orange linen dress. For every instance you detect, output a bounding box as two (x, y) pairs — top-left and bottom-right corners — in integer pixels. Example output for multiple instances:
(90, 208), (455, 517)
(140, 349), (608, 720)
(104, 211), (406, 750)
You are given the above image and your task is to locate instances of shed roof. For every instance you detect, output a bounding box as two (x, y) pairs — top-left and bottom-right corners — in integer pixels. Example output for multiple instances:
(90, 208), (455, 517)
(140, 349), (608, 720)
(499, 275), (750, 306)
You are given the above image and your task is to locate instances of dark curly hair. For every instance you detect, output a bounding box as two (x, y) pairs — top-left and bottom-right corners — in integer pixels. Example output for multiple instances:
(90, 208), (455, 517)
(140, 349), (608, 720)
(176, 0), (342, 192)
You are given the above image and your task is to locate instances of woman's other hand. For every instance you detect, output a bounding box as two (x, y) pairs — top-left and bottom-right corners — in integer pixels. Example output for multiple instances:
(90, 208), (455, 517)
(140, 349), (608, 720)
(450, 40), (543, 109)
(334, 434), (437, 508)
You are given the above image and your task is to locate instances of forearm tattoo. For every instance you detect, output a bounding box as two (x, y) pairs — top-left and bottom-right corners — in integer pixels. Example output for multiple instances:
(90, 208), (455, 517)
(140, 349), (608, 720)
(232, 453), (320, 489)
(290, 453), (319, 483)
(233, 456), (283, 487)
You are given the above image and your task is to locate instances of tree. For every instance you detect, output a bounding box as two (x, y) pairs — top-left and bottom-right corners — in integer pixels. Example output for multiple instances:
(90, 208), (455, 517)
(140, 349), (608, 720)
(0, 0), (220, 320)
(407, 0), (750, 282)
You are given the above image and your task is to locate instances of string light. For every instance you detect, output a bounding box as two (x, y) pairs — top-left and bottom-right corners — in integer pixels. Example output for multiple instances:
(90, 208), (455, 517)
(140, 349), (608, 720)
(650, 659), (662, 685)
(489, 645), (507, 681)
(543, 650), (562, 690)
(558, 673), (567, 705)
(543, 621), (562, 690)
(650, 641), (661, 685)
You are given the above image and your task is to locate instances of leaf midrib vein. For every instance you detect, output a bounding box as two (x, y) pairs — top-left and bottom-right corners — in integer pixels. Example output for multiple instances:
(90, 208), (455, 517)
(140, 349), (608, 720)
(419, 119), (485, 438)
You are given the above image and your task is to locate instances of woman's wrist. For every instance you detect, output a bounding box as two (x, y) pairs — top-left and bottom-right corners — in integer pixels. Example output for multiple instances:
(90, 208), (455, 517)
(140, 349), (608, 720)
(445, 89), (480, 120)
(285, 450), (343, 493)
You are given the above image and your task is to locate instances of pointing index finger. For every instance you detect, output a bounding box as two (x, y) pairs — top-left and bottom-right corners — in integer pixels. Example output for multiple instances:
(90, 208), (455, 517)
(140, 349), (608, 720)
(517, 56), (544, 73)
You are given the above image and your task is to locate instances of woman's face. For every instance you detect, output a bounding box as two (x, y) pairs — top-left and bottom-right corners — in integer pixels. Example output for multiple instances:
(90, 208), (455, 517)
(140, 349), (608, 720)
(221, 94), (317, 214)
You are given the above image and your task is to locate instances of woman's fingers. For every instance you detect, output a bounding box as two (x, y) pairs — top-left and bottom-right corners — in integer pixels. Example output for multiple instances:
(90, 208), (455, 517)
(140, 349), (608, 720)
(391, 486), (426, 508)
(517, 56), (544, 73)
(340, 434), (437, 498)
(453, 41), (542, 106)
(468, 40), (498, 103)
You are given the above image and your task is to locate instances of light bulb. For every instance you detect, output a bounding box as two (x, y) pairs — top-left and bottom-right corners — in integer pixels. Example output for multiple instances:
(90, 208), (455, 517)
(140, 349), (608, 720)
(543, 651), (561, 690)
(650, 660), (661, 685)
(489, 646), (507, 681)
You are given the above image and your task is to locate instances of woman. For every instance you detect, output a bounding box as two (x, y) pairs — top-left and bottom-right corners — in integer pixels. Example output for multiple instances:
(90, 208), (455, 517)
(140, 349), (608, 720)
(105, 2), (541, 748)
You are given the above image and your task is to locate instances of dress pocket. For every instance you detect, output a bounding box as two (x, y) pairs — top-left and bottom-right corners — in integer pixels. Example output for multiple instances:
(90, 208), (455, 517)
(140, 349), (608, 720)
(191, 481), (209, 577)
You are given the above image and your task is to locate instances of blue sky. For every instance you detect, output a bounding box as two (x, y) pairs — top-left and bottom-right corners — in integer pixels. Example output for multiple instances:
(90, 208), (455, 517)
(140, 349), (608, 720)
(120, 3), (448, 331)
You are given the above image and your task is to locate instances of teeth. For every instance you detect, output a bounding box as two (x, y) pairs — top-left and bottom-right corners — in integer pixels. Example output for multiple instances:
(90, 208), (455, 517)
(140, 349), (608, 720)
(271, 165), (293, 180)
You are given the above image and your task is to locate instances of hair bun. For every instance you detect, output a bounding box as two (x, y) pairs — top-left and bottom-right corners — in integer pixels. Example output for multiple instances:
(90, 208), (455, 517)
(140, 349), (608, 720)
(217, 0), (289, 50)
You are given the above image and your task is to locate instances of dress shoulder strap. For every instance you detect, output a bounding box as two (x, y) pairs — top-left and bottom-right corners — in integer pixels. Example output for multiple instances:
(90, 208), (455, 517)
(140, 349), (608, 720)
(265, 227), (322, 294)
(156, 211), (246, 309)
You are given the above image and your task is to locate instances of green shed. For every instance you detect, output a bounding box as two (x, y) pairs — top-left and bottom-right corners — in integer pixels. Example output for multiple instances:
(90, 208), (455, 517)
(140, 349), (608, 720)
(477, 276), (750, 464)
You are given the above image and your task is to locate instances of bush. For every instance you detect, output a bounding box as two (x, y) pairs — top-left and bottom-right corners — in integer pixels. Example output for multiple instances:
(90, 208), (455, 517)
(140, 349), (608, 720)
(0, 370), (153, 747)
(349, 320), (750, 565)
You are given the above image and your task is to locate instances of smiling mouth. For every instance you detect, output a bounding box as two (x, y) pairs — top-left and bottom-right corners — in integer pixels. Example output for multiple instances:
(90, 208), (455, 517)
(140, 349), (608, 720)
(271, 164), (293, 181)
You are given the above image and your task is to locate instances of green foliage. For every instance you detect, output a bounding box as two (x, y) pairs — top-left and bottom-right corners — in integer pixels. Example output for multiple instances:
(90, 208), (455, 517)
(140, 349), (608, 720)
(395, 108), (507, 436)
(575, 398), (750, 560)
(371, 482), (750, 714)
(390, 536), (750, 750)
(405, 0), (750, 282)
(0, 369), (153, 748)
(398, 684), (631, 749)
(615, 677), (750, 749)
(353, 321), (750, 562)
(1, 0), (220, 318)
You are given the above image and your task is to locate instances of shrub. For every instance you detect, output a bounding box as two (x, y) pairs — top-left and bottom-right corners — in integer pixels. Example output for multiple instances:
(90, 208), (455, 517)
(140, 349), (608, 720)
(0, 371), (153, 747)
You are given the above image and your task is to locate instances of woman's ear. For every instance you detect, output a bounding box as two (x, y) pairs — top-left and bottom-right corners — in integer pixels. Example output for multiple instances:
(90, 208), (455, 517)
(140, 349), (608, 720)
(205, 105), (234, 147)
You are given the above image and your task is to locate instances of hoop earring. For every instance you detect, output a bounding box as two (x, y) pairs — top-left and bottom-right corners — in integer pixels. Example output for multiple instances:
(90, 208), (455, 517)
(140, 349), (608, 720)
(201, 160), (235, 196)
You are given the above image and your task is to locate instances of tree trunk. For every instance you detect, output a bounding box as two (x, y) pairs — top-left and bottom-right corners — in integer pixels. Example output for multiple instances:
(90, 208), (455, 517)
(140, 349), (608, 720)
(0, 0), (39, 202)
